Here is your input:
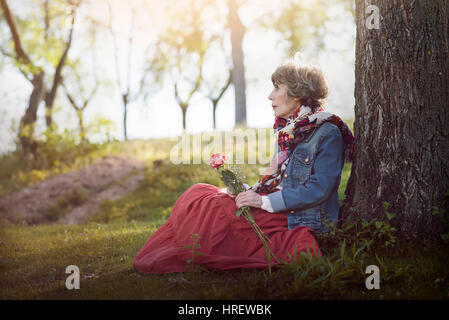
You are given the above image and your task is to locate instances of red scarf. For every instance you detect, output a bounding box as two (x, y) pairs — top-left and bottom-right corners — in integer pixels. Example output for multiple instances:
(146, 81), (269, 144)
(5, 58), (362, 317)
(274, 106), (354, 160)
(251, 105), (354, 194)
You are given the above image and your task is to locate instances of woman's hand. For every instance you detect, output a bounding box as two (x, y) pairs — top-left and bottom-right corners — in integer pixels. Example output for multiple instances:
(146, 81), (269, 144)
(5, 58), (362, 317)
(235, 190), (263, 209)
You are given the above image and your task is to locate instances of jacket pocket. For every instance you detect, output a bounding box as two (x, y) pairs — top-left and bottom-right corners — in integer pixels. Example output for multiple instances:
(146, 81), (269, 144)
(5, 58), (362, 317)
(292, 152), (314, 184)
(287, 206), (322, 232)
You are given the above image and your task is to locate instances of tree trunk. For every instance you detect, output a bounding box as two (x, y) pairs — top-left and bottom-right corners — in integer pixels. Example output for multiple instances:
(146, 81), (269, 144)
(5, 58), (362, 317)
(213, 101), (218, 130)
(122, 94), (128, 141)
(77, 110), (85, 143)
(19, 72), (46, 157)
(182, 107), (187, 131)
(123, 104), (128, 141)
(227, 0), (247, 126)
(342, 0), (449, 244)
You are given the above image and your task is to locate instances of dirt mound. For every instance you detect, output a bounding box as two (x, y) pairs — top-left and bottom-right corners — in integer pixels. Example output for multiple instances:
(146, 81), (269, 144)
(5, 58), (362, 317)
(0, 155), (146, 224)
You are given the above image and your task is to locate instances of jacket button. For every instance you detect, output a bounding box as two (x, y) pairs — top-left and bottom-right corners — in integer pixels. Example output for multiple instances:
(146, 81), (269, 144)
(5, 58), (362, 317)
(305, 157), (309, 162)
(290, 210), (295, 214)
(284, 174), (288, 178)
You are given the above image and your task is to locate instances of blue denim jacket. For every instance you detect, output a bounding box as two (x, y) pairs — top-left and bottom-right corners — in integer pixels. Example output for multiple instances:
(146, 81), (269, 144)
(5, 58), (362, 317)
(268, 122), (345, 233)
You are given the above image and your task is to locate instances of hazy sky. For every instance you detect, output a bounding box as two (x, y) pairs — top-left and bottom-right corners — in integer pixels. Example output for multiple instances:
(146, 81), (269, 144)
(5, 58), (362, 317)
(0, 0), (355, 154)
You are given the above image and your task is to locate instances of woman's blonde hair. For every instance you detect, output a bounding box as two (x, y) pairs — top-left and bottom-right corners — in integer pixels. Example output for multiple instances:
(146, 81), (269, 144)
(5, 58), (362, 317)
(271, 61), (329, 110)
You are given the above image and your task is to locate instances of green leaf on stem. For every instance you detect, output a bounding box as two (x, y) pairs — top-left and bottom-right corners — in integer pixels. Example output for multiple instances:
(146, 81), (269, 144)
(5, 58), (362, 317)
(235, 208), (243, 217)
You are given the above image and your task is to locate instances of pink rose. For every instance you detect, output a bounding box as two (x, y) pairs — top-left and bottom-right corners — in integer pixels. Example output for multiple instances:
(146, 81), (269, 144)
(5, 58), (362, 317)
(210, 153), (225, 169)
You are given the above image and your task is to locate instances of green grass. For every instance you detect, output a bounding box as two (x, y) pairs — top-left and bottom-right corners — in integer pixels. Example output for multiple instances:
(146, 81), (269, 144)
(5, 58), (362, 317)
(1, 123), (448, 300)
(1, 159), (447, 300)
(1, 219), (447, 299)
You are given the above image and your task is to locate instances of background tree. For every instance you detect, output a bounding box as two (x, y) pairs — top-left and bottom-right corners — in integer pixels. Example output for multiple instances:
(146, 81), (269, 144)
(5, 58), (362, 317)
(61, 15), (102, 144)
(203, 69), (232, 130)
(200, 21), (233, 130)
(227, 0), (247, 126)
(0, 0), (80, 157)
(106, 1), (134, 141)
(1, 0), (45, 157)
(103, 0), (159, 141)
(148, 0), (220, 131)
(342, 0), (449, 244)
(255, 0), (330, 58)
(62, 56), (99, 143)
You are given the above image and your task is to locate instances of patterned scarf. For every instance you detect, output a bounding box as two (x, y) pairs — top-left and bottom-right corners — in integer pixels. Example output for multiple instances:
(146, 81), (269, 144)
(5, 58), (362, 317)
(251, 105), (354, 194)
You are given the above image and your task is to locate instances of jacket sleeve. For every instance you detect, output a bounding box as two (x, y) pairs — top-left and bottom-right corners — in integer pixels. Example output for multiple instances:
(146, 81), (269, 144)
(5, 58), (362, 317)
(267, 127), (344, 212)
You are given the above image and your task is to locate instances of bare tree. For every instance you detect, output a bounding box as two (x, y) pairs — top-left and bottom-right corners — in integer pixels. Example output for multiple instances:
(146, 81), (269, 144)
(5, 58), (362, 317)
(106, 1), (137, 141)
(207, 72), (232, 129)
(63, 84), (97, 143)
(148, 0), (219, 131)
(62, 56), (99, 143)
(62, 18), (101, 143)
(203, 69), (232, 130)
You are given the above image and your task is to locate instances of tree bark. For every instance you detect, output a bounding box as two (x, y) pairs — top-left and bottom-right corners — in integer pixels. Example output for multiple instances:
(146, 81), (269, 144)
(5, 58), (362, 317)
(227, 0), (247, 126)
(342, 0), (449, 243)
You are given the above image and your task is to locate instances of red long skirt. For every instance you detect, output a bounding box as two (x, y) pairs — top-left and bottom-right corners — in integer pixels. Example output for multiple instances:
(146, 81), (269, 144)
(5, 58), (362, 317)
(133, 183), (321, 274)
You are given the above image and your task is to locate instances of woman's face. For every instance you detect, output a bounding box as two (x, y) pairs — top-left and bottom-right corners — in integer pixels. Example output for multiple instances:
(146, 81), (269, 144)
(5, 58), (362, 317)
(268, 82), (299, 119)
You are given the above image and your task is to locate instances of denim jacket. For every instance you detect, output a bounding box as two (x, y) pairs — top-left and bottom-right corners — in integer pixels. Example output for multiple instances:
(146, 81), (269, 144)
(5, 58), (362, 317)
(267, 122), (345, 233)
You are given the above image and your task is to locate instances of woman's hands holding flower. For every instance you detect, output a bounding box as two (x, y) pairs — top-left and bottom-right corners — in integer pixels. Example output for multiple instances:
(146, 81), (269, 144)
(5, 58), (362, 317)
(210, 153), (278, 268)
(235, 190), (263, 209)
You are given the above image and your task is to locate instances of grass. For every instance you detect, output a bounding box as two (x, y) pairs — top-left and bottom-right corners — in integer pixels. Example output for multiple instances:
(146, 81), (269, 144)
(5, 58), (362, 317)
(1, 122), (448, 300)
(1, 219), (447, 299)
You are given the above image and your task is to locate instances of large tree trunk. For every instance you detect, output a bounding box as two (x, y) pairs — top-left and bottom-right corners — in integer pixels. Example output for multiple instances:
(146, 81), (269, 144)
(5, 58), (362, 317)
(342, 0), (449, 244)
(227, 0), (247, 126)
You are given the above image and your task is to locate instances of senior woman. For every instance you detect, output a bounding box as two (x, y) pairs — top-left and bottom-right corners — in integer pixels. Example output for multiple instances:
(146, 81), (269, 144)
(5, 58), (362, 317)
(134, 61), (354, 274)
(232, 62), (354, 233)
